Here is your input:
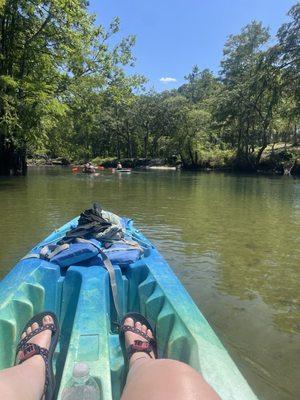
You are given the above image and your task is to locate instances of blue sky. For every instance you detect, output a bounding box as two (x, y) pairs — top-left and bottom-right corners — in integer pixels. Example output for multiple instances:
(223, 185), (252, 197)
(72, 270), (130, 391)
(89, 0), (296, 91)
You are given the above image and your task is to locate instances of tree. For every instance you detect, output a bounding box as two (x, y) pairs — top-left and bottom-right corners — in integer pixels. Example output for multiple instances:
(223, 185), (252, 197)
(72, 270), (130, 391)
(179, 67), (220, 104)
(0, 0), (137, 174)
(216, 22), (283, 169)
(1, 2), (298, 174)
(274, 3), (300, 145)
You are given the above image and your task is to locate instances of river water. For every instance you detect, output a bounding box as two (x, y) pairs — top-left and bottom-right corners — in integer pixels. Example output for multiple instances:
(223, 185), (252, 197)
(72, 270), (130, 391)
(0, 167), (299, 399)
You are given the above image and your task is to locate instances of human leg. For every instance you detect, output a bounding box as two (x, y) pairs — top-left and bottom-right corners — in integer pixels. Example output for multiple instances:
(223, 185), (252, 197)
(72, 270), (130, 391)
(121, 317), (221, 400)
(0, 315), (55, 400)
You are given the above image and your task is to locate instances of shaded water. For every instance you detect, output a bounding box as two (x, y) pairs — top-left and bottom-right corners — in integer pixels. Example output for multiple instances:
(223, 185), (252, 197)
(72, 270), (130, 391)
(0, 167), (299, 400)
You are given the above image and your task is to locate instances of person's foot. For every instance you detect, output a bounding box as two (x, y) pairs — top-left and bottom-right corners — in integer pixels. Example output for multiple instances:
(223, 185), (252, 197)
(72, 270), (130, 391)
(124, 317), (155, 365)
(16, 315), (53, 365)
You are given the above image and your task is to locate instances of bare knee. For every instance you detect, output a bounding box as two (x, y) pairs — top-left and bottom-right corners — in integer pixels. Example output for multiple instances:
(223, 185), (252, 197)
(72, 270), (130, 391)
(123, 359), (221, 400)
(157, 360), (221, 399)
(156, 359), (198, 373)
(152, 359), (208, 386)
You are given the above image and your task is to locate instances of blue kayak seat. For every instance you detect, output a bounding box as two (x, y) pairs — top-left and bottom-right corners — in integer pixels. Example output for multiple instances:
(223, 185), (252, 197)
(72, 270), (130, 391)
(100, 242), (142, 265)
(23, 238), (143, 268)
(43, 241), (99, 267)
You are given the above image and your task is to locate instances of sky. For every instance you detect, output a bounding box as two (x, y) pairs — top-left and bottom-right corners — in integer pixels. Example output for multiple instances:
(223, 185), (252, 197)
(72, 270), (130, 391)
(89, 0), (296, 91)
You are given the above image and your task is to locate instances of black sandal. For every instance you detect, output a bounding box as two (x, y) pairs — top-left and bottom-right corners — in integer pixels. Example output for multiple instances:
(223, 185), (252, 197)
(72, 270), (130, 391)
(15, 311), (60, 400)
(119, 312), (157, 370)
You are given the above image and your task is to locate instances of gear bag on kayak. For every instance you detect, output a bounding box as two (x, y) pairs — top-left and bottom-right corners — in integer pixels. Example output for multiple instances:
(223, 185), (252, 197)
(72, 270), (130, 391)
(59, 203), (125, 244)
(22, 205), (143, 267)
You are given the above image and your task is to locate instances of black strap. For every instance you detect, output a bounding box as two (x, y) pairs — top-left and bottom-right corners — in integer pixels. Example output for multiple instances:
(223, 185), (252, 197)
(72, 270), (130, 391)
(40, 244), (69, 260)
(21, 244), (69, 261)
(16, 323), (56, 353)
(121, 324), (156, 345)
(17, 342), (49, 364)
(127, 340), (154, 359)
(59, 203), (112, 244)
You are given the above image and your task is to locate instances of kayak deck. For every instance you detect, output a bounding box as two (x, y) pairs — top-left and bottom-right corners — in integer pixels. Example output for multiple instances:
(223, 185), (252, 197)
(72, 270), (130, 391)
(0, 218), (258, 400)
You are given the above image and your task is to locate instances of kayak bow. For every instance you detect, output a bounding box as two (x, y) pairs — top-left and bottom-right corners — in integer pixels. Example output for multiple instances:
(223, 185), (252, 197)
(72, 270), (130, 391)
(0, 215), (258, 400)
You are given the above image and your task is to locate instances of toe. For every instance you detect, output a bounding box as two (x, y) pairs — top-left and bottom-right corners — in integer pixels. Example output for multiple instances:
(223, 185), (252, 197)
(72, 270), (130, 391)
(26, 326), (32, 336)
(124, 317), (134, 328)
(141, 324), (147, 334)
(32, 322), (39, 331)
(21, 331), (26, 339)
(135, 321), (142, 332)
(43, 315), (54, 325)
(147, 328), (153, 338)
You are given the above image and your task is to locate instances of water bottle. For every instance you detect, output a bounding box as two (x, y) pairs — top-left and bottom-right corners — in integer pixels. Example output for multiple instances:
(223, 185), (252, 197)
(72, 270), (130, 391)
(61, 362), (101, 400)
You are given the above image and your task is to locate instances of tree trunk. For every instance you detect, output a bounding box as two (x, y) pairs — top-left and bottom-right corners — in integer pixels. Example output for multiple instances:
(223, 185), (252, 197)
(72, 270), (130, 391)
(144, 130), (149, 159)
(13, 146), (27, 175)
(0, 135), (12, 175)
(152, 137), (159, 157)
(0, 136), (27, 175)
(179, 152), (187, 167)
(293, 125), (299, 146)
(116, 130), (120, 159)
(256, 143), (267, 166)
(283, 160), (296, 175)
(188, 144), (195, 166)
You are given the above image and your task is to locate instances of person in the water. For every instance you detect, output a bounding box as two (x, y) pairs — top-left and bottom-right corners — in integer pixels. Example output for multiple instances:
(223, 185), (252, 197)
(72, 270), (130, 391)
(83, 162), (96, 173)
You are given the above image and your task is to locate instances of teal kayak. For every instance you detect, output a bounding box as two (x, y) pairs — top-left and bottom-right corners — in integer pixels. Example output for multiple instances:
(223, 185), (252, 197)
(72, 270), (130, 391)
(0, 214), (258, 400)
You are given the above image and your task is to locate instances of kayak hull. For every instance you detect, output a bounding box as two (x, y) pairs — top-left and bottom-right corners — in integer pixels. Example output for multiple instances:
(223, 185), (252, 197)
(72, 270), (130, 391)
(0, 217), (258, 400)
(116, 169), (131, 173)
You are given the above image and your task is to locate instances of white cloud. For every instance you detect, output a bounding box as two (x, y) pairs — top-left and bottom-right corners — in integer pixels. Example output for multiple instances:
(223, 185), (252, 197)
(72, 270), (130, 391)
(159, 77), (177, 84)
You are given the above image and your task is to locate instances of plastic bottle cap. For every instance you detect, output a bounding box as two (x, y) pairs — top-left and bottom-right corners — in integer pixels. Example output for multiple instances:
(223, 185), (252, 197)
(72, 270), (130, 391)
(73, 363), (90, 378)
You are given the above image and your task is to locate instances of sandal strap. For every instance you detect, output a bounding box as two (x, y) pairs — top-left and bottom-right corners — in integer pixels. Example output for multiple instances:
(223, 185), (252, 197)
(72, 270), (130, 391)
(127, 340), (154, 359)
(16, 324), (56, 352)
(17, 342), (49, 364)
(16, 343), (50, 392)
(121, 324), (156, 346)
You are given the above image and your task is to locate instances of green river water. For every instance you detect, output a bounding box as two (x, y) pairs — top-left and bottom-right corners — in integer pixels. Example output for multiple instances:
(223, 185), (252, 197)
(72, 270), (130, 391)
(0, 167), (299, 400)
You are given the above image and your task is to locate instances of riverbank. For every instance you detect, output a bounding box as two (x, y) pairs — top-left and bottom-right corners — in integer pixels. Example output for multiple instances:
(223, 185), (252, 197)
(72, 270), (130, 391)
(258, 144), (300, 175)
(180, 144), (300, 175)
(89, 145), (300, 175)
(26, 156), (179, 170)
(26, 143), (300, 175)
(27, 156), (70, 166)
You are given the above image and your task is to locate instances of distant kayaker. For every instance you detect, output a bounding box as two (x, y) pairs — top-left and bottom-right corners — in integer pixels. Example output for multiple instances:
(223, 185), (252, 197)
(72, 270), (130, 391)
(1, 312), (221, 400)
(83, 162), (96, 173)
(117, 161), (122, 170)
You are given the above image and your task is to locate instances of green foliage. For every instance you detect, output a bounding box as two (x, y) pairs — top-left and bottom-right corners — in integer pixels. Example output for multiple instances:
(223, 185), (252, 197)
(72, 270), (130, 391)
(0, 0), (139, 173)
(0, 2), (299, 173)
(197, 148), (235, 169)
